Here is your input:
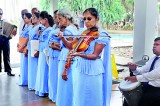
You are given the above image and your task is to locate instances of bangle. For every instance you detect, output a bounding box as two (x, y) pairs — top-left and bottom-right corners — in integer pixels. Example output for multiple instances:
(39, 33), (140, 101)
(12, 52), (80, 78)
(85, 54), (88, 58)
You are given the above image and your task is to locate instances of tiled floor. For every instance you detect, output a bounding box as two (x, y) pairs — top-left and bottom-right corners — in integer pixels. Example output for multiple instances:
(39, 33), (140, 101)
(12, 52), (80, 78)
(111, 84), (123, 106)
(0, 68), (123, 106)
(6, 31), (132, 106)
(0, 68), (56, 106)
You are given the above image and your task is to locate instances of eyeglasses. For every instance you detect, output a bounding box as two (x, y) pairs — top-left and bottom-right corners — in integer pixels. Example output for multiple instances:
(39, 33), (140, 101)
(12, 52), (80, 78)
(83, 17), (92, 21)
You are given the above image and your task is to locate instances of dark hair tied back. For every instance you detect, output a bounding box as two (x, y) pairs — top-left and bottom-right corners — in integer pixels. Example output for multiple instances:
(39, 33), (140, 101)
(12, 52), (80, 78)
(83, 8), (99, 18)
(54, 10), (58, 14)
(40, 11), (48, 19)
(24, 13), (32, 19)
(48, 15), (54, 27)
(34, 12), (40, 18)
(40, 11), (54, 27)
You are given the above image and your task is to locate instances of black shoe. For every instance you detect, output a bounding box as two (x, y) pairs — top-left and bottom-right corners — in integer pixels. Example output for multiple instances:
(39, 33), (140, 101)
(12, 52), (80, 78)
(7, 72), (15, 76)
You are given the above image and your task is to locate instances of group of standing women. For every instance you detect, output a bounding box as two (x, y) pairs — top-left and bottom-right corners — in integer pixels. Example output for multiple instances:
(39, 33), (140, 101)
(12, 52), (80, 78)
(17, 7), (112, 106)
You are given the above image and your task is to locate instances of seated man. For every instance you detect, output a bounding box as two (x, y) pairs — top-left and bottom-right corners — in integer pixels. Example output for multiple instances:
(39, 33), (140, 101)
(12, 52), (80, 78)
(125, 37), (160, 106)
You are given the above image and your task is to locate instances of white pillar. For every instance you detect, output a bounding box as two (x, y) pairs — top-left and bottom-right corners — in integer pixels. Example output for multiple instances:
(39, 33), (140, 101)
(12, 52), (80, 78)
(133, 0), (158, 62)
(158, 2), (160, 36)
(50, 0), (58, 15)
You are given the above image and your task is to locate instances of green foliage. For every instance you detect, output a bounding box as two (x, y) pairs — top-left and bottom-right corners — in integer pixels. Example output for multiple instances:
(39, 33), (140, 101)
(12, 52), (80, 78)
(121, 0), (134, 21)
(100, 0), (126, 24)
(40, 0), (50, 12)
(58, 1), (72, 10)
(58, 0), (126, 24)
(40, 0), (134, 29)
(122, 24), (133, 30)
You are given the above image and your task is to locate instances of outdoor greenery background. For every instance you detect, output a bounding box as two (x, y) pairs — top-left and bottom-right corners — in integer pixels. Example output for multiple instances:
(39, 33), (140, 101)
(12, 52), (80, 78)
(0, 0), (134, 30)
(40, 0), (134, 30)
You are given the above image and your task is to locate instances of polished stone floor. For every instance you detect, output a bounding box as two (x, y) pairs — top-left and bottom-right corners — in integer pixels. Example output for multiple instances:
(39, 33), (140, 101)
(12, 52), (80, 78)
(0, 68), (56, 106)
(0, 68), (122, 106)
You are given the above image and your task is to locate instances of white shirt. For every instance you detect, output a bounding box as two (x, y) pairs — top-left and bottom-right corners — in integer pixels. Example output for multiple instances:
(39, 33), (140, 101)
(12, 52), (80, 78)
(133, 56), (160, 87)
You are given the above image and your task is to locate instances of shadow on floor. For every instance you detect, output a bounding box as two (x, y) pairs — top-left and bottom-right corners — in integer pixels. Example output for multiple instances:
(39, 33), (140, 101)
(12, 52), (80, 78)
(0, 68), (122, 106)
(0, 72), (56, 106)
